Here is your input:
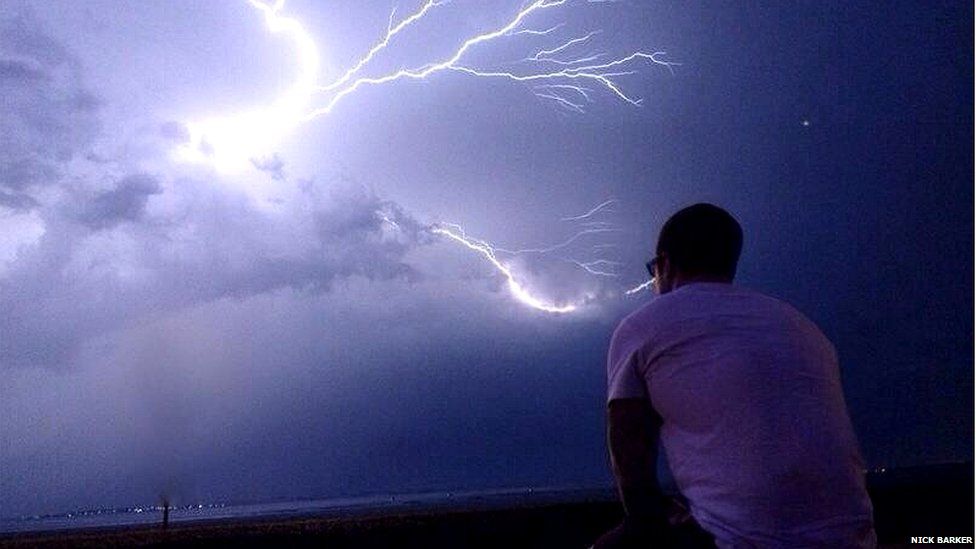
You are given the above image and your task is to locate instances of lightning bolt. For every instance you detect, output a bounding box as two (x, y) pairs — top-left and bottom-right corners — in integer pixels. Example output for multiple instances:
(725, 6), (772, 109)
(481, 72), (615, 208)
(431, 224), (579, 314)
(181, 0), (678, 169)
(179, 1), (676, 312)
(321, 0), (446, 94)
(496, 228), (618, 255)
(179, 0), (320, 171)
(509, 23), (565, 37)
(560, 198), (617, 221)
(522, 30), (602, 64)
(570, 259), (621, 277)
(423, 197), (631, 311)
(624, 279), (654, 295)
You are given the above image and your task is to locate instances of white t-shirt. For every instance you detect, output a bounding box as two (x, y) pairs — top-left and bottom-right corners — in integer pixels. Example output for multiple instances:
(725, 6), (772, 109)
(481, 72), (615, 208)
(608, 282), (876, 549)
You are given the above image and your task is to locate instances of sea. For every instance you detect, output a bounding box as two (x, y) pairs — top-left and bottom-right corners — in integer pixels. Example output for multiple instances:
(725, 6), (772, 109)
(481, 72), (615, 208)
(0, 486), (617, 535)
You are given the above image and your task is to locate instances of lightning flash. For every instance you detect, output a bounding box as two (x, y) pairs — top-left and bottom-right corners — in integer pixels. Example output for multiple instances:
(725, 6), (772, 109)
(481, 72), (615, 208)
(431, 224), (579, 314)
(181, 0), (677, 170)
(180, 0), (320, 171)
(624, 279), (654, 295)
(424, 199), (644, 314)
(181, 1), (670, 311)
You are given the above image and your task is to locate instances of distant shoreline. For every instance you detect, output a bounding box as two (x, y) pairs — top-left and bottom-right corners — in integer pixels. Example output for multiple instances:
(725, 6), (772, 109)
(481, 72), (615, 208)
(0, 500), (628, 548)
(2, 463), (970, 548)
(0, 485), (617, 537)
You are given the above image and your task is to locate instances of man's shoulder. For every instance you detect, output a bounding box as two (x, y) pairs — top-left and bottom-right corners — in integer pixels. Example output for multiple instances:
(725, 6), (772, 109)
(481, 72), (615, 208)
(609, 290), (693, 352)
(614, 294), (671, 336)
(694, 283), (810, 318)
(727, 287), (835, 352)
(608, 299), (664, 359)
(620, 283), (742, 324)
(617, 284), (825, 336)
(740, 288), (828, 333)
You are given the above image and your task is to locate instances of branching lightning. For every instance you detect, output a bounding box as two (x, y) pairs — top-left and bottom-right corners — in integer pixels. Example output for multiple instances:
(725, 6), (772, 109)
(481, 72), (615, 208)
(304, 0), (681, 118)
(182, 0), (677, 169)
(496, 228), (618, 255)
(180, 0), (672, 311)
(560, 198), (616, 221)
(420, 197), (638, 311)
(509, 23), (565, 37)
(431, 224), (579, 314)
(522, 30), (602, 65)
(321, 0), (445, 94)
(571, 259), (621, 277)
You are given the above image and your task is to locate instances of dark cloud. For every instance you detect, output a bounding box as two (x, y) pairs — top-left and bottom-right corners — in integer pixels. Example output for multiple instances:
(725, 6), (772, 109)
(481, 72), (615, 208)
(0, 175), (430, 370)
(0, 0), (969, 522)
(0, 279), (615, 517)
(0, 155), (59, 193)
(0, 188), (38, 210)
(84, 152), (112, 164)
(67, 89), (100, 112)
(0, 9), (100, 200)
(159, 121), (190, 144)
(0, 7), (72, 67)
(251, 154), (286, 181)
(75, 174), (161, 230)
(0, 58), (46, 82)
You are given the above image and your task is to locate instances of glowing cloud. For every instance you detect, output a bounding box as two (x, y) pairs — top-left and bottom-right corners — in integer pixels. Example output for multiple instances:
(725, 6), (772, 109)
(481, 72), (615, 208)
(179, 1), (673, 311)
(179, 0), (320, 171)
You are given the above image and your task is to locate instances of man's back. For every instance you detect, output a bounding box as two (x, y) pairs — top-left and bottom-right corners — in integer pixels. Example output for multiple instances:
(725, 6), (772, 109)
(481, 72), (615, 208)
(608, 282), (876, 548)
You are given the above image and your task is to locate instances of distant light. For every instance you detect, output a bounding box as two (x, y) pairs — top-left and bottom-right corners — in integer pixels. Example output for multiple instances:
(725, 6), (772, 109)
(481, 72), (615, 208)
(801, 119), (811, 127)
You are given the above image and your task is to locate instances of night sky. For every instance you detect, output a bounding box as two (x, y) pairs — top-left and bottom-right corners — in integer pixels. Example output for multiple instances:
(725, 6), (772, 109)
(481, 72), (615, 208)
(0, 1), (971, 519)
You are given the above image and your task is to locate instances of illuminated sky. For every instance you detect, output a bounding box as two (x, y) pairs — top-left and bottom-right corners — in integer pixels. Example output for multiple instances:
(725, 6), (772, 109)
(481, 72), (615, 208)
(0, 1), (972, 518)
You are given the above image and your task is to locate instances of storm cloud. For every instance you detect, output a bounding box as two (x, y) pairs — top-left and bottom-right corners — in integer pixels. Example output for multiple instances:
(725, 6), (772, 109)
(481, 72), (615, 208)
(0, 9), (100, 201)
(74, 173), (161, 230)
(0, 8), (443, 372)
(0, 0), (970, 522)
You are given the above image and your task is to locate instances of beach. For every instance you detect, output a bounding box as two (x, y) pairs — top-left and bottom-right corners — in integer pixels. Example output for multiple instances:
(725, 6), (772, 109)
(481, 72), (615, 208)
(0, 500), (621, 548)
(1, 464), (971, 548)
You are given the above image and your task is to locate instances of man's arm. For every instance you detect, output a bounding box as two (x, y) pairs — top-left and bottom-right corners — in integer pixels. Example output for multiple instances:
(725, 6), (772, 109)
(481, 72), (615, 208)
(607, 397), (666, 521)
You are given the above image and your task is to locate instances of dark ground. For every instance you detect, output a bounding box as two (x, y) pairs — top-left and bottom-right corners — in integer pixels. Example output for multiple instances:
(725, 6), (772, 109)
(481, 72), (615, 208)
(2, 463), (971, 548)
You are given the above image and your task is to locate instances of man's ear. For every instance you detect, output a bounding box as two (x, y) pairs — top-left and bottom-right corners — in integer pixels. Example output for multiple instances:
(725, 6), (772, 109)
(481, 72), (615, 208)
(657, 254), (673, 292)
(660, 254), (674, 278)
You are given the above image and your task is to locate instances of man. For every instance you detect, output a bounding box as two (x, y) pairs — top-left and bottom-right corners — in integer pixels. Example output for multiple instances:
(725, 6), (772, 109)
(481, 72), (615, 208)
(595, 203), (876, 548)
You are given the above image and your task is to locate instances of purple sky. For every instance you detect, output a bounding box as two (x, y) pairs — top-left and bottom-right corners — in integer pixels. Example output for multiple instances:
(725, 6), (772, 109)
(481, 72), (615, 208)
(1, 1), (971, 518)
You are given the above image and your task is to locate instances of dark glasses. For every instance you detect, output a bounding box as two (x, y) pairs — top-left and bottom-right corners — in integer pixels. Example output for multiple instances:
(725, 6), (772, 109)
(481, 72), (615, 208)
(646, 255), (662, 279)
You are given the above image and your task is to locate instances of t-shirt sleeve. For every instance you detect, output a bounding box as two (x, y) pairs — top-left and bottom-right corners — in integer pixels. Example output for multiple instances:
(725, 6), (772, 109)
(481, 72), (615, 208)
(606, 319), (648, 402)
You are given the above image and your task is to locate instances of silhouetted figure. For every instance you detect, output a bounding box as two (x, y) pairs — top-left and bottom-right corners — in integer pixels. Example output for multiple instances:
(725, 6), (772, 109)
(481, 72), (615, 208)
(161, 496), (170, 530)
(594, 204), (876, 548)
